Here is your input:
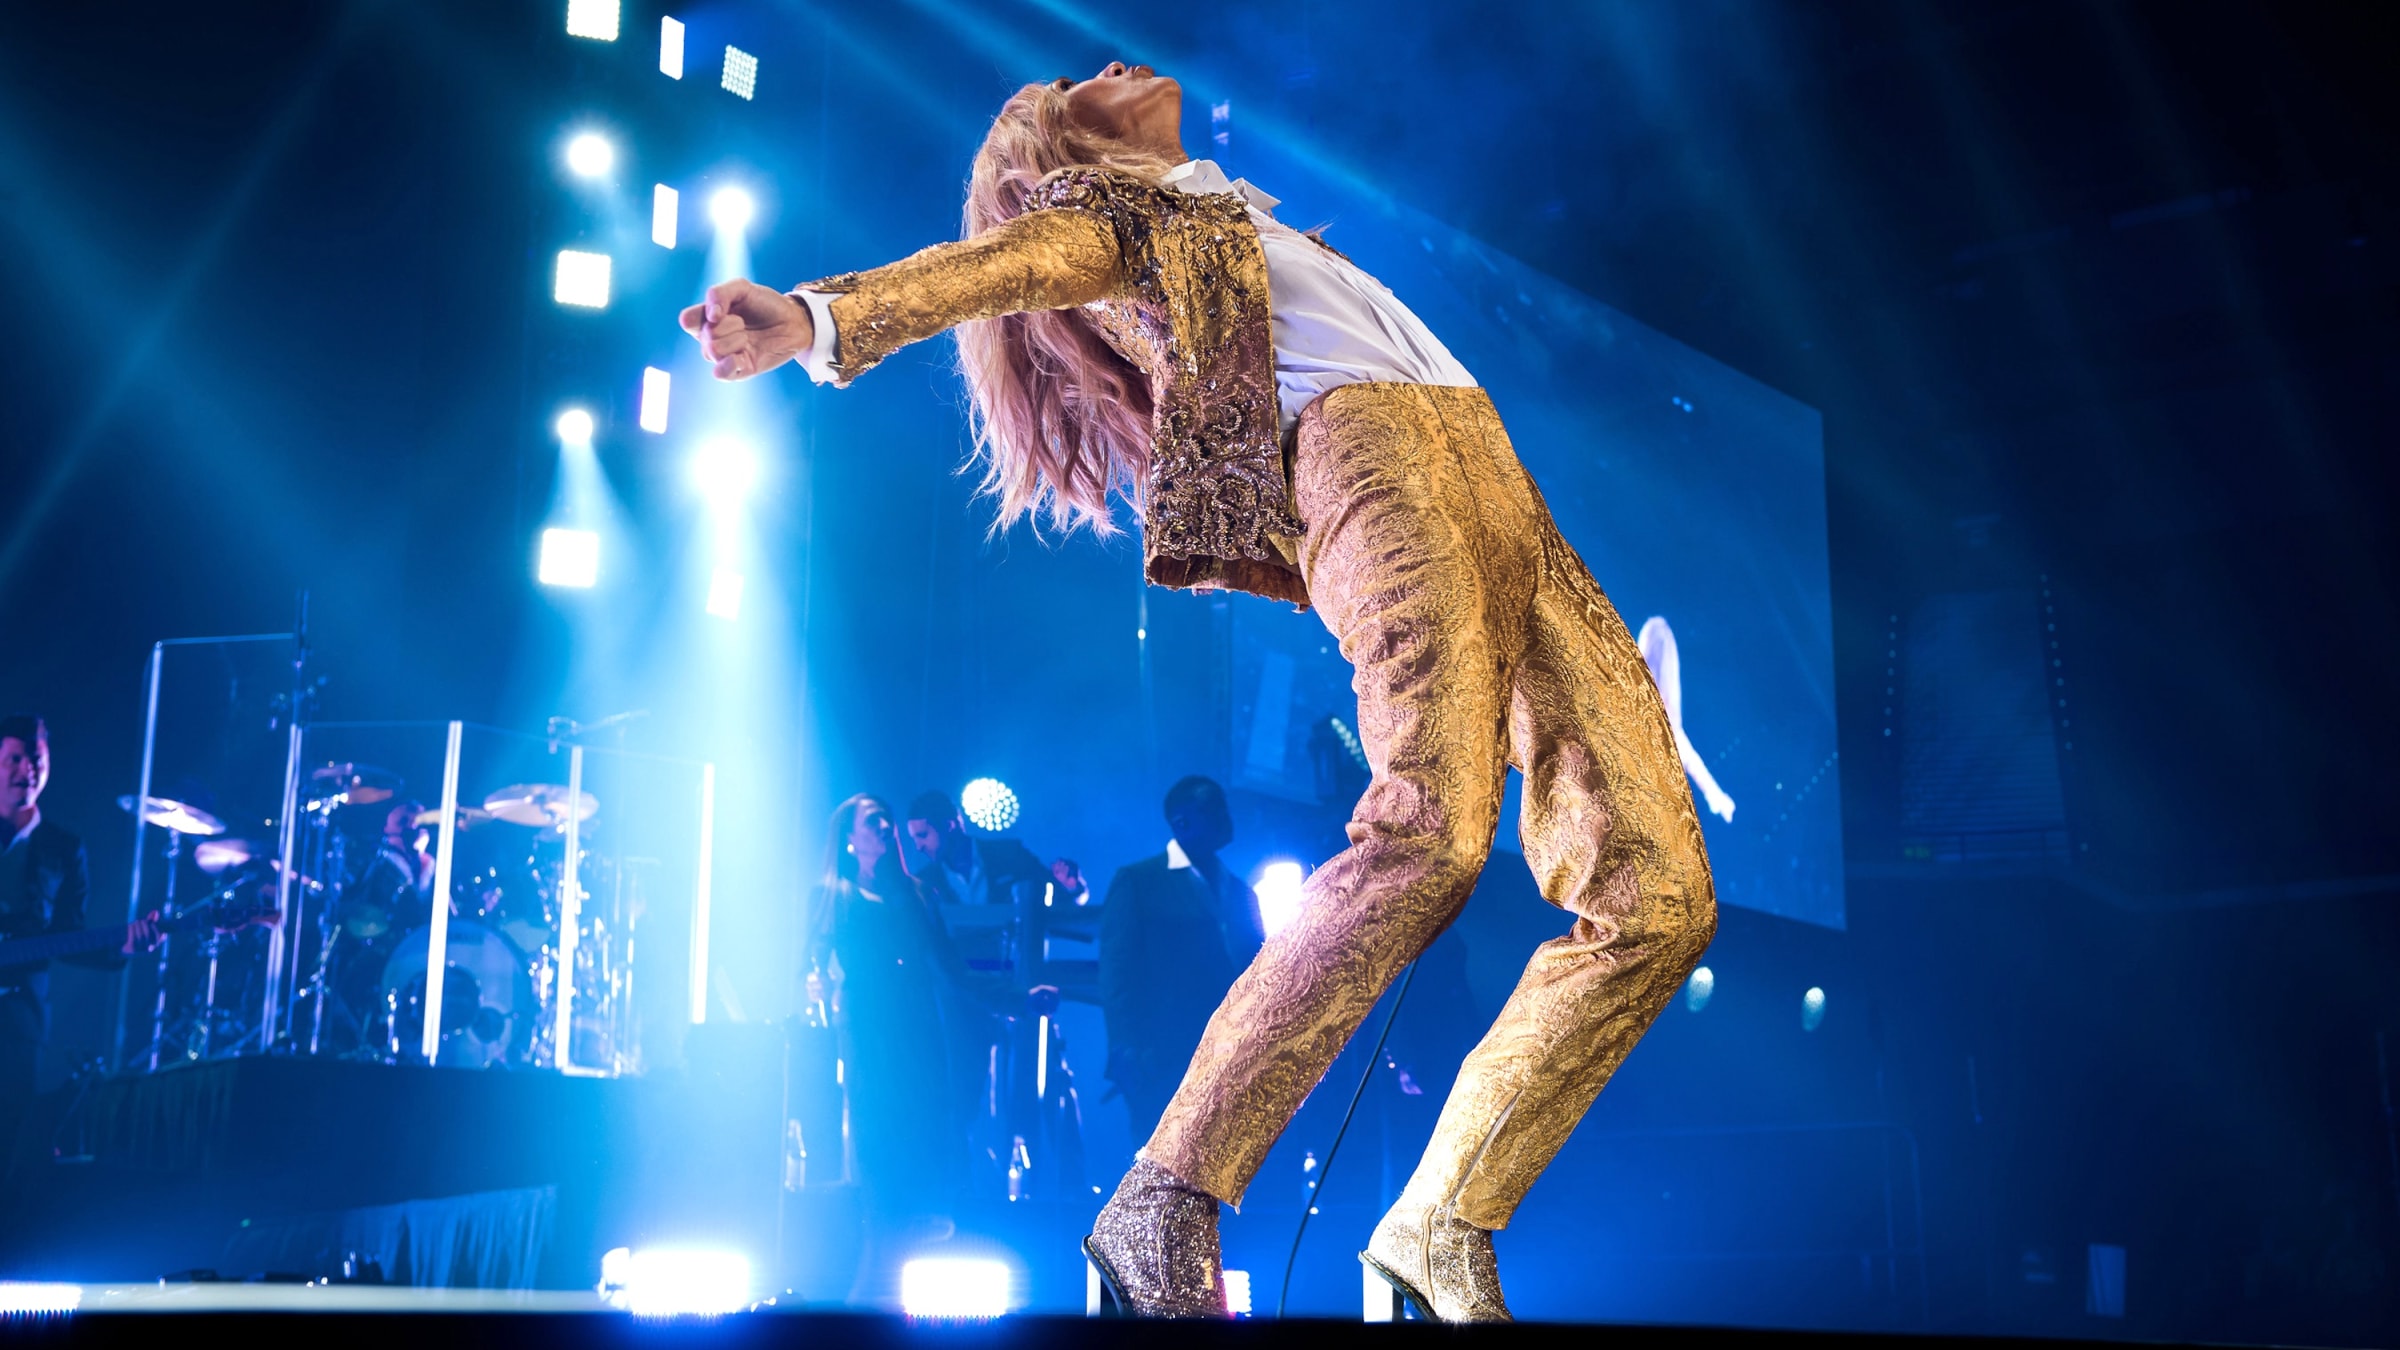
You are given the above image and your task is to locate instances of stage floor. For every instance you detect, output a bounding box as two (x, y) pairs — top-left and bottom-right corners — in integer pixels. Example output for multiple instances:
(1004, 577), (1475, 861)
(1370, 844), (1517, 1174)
(0, 1286), (2247, 1350)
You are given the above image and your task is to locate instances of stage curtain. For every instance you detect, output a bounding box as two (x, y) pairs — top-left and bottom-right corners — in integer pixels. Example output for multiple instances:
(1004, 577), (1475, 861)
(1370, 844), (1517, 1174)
(219, 1183), (556, 1288)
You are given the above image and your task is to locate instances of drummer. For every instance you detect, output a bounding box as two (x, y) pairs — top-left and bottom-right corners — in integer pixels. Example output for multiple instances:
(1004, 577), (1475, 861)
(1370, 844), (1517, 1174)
(351, 799), (437, 935)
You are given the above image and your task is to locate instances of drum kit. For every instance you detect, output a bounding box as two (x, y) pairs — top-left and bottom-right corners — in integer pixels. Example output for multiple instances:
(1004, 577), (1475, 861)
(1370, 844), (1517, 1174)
(127, 761), (640, 1073)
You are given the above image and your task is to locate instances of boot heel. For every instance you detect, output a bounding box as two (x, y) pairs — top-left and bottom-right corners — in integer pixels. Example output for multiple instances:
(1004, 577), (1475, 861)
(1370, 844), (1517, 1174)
(1359, 1255), (1414, 1322)
(1083, 1238), (1126, 1317)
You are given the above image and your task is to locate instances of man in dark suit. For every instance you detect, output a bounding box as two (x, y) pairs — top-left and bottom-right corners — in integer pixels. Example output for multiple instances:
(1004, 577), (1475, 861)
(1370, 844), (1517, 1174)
(0, 716), (127, 1147)
(1099, 776), (1266, 1143)
(903, 790), (1052, 911)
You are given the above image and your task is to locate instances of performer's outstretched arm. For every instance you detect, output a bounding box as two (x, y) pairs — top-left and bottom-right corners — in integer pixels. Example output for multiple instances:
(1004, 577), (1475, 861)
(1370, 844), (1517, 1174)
(679, 206), (1125, 383)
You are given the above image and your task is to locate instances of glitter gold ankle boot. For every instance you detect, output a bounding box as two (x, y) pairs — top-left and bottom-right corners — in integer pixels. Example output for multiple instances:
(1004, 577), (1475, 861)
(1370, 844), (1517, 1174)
(1082, 1159), (1228, 1318)
(1361, 1200), (1513, 1323)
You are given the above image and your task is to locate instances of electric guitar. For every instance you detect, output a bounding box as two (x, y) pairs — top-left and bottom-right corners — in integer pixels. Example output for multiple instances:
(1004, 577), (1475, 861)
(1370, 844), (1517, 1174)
(0, 894), (279, 971)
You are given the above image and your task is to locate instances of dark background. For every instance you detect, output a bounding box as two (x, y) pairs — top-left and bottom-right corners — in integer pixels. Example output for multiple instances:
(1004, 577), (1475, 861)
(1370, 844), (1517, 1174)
(1, 0), (2395, 1341)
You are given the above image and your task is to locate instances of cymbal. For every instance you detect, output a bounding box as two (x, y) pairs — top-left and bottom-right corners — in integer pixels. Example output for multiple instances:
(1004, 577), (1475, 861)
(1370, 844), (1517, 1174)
(118, 794), (226, 837)
(310, 762), (402, 805)
(193, 838), (258, 874)
(413, 805), (493, 830)
(482, 784), (598, 829)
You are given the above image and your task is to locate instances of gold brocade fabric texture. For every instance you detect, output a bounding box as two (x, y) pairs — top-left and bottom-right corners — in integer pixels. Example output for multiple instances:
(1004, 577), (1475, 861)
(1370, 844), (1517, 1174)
(1145, 383), (1718, 1230)
(795, 168), (1308, 607)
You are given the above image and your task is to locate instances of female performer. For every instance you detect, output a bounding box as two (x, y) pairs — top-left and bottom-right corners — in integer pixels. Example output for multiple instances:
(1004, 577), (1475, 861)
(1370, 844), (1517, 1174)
(683, 61), (1717, 1323)
(806, 794), (970, 1295)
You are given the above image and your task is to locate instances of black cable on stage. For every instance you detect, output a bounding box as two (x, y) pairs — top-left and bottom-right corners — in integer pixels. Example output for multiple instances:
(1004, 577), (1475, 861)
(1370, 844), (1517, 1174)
(1274, 956), (1420, 1320)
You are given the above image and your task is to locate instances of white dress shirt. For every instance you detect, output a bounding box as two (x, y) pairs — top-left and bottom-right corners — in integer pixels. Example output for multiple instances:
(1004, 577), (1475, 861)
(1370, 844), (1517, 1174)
(794, 159), (1478, 432)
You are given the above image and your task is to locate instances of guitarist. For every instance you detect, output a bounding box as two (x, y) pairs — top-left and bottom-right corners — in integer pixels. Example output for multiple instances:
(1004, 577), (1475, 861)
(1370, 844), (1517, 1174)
(1, 715), (153, 1146)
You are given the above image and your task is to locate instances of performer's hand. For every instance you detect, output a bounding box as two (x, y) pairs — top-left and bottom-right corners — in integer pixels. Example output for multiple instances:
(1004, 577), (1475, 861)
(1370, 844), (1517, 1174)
(122, 913), (161, 954)
(679, 279), (814, 381)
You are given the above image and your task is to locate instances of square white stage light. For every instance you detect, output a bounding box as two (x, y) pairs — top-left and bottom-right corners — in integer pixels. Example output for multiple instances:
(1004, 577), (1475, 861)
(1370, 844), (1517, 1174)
(554, 249), (611, 308)
(640, 367), (670, 433)
(539, 528), (600, 589)
(899, 1258), (1008, 1318)
(706, 568), (744, 620)
(652, 184), (678, 248)
(721, 46), (757, 100)
(565, 0), (619, 41)
(659, 16), (685, 78)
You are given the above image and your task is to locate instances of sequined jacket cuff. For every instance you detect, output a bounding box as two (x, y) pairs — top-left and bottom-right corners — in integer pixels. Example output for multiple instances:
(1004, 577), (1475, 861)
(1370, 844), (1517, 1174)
(789, 207), (1124, 386)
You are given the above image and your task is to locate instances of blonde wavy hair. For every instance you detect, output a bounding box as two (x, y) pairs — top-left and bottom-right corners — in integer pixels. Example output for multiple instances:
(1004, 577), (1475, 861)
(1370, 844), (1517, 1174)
(955, 81), (1181, 536)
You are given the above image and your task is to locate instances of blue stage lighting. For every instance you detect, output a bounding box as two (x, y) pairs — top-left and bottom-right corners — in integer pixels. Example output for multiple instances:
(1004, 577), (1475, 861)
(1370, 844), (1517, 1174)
(720, 45), (758, 100)
(565, 132), (614, 179)
(554, 250), (611, 308)
(565, 0), (619, 41)
(0, 1283), (82, 1315)
(598, 1247), (750, 1317)
(706, 568), (744, 620)
(689, 437), (758, 509)
(538, 528), (600, 589)
(555, 407), (595, 446)
(1254, 860), (1306, 939)
(708, 187), (754, 234)
(659, 16), (685, 78)
(960, 777), (1019, 832)
(639, 368), (669, 433)
(652, 184), (678, 248)
(1801, 985), (1827, 1032)
(1684, 964), (1715, 1012)
(899, 1257), (1009, 1319)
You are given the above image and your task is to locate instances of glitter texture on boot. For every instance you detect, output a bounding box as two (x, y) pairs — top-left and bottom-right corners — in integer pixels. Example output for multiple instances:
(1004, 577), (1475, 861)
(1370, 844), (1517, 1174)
(1084, 1158), (1228, 1318)
(1362, 1201), (1513, 1323)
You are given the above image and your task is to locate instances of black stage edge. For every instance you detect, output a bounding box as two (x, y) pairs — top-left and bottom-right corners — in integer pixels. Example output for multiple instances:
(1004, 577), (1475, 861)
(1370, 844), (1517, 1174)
(0, 1313), (2249, 1350)
(2, 1029), (789, 1289)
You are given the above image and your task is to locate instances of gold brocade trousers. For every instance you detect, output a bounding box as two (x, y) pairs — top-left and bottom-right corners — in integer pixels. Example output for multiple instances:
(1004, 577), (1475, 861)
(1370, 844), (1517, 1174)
(1144, 383), (1718, 1230)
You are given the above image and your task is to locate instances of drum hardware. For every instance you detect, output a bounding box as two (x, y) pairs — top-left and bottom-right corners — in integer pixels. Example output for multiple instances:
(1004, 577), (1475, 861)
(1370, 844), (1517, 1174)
(192, 837), (258, 875)
(380, 919), (537, 1069)
(117, 795), (227, 838)
(117, 764), (644, 1075)
(481, 783), (598, 830)
(413, 804), (493, 831)
(119, 796), (213, 1070)
(308, 762), (402, 807)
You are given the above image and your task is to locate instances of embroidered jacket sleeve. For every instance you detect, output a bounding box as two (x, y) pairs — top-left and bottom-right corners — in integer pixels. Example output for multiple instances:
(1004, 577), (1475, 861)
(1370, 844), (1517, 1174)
(789, 206), (1125, 385)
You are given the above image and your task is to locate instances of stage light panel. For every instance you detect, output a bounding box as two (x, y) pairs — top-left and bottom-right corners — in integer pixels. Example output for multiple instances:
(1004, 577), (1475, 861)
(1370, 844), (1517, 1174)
(900, 1258), (1008, 1319)
(0, 1283), (82, 1315)
(554, 249), (611, 308)
(1222, 1269), (1253, 1317)
(721, 45), (757, 99)
(706, 568), (744, 620)
(640, 368), (670, 433)
(715, 44), (753, 99)
(961, 777), (1019, 832)
(1684, 964), (1715, 1012)
(1254, 859), (1306, 938)
(1801, 985), (1827, 1032)
(565, 132), (613, 178)
(651, 184), (678, 248)
(659, 16), (685, 78)
(708, 187), (753, 233)
(555, 407), (595, 446)
(600, 1248), (750, 1317)
(690, 437), (758, 507)
(539, 528), (600, 589)
(565, 0), (619, 41)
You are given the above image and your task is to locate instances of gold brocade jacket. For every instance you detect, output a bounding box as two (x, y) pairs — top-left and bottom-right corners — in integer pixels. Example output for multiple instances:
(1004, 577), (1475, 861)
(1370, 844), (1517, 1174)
(797, 168), (1310, 607)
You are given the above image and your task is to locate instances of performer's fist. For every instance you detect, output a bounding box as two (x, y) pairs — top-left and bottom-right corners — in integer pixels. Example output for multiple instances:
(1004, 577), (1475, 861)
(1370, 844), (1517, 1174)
(679, 279), (814, 381)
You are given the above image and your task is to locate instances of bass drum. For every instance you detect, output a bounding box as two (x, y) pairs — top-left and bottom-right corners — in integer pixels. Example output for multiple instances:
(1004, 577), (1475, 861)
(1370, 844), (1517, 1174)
(380, 920), (536, 1068)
